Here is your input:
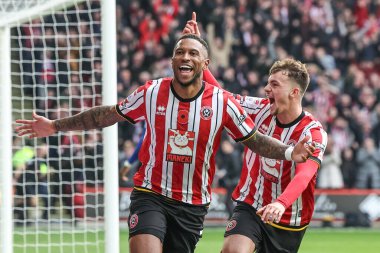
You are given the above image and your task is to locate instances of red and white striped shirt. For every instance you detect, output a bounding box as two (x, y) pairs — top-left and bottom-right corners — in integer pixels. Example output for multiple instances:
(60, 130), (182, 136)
(232, 96), (327, 227)
(117, 78), (256, 205)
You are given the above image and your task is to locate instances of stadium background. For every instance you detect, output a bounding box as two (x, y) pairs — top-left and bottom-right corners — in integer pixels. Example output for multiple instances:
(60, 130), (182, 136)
(113, 0), (380, 191)
(115, 0), (380, 228)
(6, 0), (380, 252)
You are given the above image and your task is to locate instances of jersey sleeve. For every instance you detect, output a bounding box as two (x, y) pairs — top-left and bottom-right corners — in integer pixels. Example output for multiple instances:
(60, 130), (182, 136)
(303, 124), (328, 167)
(234, 95), (269, 118)
(223, 93), (257, 142)
(116, 83), (148, 124)
(276, 159), (319, 209)
(276, 121), (328, 209)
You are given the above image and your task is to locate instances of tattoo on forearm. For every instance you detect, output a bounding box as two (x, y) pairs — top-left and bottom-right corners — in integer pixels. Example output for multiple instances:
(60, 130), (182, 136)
(54, 106), (121, 131)
(244, 132), (288, 160)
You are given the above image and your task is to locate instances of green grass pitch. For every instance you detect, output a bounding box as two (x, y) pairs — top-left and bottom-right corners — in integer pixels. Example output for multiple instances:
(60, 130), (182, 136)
(13, 227), (380, 253)
(195, 228), (380, 253)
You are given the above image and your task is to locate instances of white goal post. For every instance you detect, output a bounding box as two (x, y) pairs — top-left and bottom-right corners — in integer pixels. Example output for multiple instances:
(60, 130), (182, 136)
(0, 0), (119, 253)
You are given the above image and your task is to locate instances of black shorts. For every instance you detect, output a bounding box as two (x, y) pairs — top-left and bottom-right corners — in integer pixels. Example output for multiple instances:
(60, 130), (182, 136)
(128, 189), (208, 253)
(224, 202), (307, 253)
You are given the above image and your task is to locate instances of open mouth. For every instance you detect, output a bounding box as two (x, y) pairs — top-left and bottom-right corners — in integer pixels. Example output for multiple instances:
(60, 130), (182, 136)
(269, 97), (275, 104)
(179, 65), (193, 73)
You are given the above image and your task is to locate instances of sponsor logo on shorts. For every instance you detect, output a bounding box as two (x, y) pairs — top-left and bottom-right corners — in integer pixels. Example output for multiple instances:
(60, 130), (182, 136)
(129, 214), (139, 229)
(226, 219), (237, 231)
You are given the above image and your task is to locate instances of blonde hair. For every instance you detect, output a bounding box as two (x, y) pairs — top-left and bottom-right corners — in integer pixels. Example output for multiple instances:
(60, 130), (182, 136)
(269, 59), (310, 95)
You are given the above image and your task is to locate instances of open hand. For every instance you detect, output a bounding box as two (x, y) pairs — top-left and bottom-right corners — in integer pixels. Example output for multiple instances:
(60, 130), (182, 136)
(291, 136), (315, 163)
(15, 111), (56, 138)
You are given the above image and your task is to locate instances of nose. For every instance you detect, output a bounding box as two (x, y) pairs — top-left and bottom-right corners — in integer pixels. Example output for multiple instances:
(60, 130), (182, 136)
(182, 52), (190, 61)
(264, 83), (271, 92)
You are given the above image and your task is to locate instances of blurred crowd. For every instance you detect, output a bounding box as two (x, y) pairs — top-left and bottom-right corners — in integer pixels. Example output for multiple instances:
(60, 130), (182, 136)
(115, 0), (380, 190)
(14, 0), (380, 194)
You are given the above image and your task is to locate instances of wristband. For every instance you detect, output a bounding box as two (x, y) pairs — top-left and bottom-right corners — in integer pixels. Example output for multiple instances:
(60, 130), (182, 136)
(285, 146), (294, 161)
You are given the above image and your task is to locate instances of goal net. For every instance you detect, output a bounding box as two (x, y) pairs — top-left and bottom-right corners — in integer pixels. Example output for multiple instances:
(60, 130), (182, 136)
(0, 0), (118, 252)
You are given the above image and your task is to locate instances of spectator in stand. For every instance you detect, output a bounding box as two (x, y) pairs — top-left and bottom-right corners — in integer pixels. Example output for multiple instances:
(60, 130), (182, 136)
(12, 138), (35, 182)
(205, 8), (235, 70)
(340, 147), (357, 188)
(216, 138), (242, 218)
(14, 143), (51, 223)
(317, 135), (344, 189)
(355, 137), (380, 189)
(119, 128), (145, 187)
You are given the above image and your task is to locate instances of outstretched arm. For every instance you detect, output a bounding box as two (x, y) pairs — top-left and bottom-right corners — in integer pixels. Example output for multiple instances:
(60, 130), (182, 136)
(242, 132), (314, 163)
(16, 105), (125, 138)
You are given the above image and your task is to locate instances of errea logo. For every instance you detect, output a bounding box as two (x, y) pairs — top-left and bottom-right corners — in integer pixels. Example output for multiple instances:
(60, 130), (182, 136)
(258, 124), (268, 134)
(156, 105), (166, 115)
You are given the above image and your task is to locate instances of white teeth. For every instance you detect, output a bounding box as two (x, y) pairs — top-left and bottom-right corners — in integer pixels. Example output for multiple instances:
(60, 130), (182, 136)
(179, 65), (192, 71)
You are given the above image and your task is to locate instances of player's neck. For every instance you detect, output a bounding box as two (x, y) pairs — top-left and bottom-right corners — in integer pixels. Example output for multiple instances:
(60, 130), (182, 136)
(276, 105), (303, 125)
(171, 79), (203, 100)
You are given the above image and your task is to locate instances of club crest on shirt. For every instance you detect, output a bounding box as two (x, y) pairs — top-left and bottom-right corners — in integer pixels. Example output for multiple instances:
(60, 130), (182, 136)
(129, 214), (139, 229)
(166, 129), (195, 163)
(200, 106), (213, 120)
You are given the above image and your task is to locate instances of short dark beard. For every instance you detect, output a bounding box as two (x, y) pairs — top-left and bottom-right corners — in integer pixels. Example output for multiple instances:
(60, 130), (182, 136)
(176, 70), (202, 87)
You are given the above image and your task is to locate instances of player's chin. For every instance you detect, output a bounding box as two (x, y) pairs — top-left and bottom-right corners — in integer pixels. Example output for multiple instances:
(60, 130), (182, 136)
(178, 76), (198, 87)
(269, 105), (278, 116)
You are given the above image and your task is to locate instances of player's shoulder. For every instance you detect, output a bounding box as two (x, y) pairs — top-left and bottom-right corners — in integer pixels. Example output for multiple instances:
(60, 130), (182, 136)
(203, 81), (235, 100)
(203, 81), (225, 92)
(139, 77), (171, 91)
(239, 96), (269, 106)
(147, 77), (171, 86)
(302, 111), (326, 131)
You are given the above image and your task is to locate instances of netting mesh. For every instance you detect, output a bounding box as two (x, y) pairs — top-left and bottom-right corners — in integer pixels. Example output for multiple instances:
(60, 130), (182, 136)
(0, 0), (53, 23)
(0, 0), (51, 12)
(9, 0), (106, 252)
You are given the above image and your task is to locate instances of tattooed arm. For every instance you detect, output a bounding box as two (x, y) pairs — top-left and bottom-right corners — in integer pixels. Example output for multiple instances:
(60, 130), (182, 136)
(242, 131), (313, 163)
(54, 106), (123, 131)
(16, 106), (125, 138)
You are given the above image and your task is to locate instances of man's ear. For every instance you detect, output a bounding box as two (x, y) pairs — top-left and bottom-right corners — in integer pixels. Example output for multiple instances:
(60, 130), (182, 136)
(291, 87), (300, 97)
(203, 58), (210, 70)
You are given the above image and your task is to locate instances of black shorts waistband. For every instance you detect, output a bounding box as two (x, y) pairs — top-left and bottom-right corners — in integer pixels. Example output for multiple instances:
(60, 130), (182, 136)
(234, 200), (309, 231)
(133, 187), (210, 208)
